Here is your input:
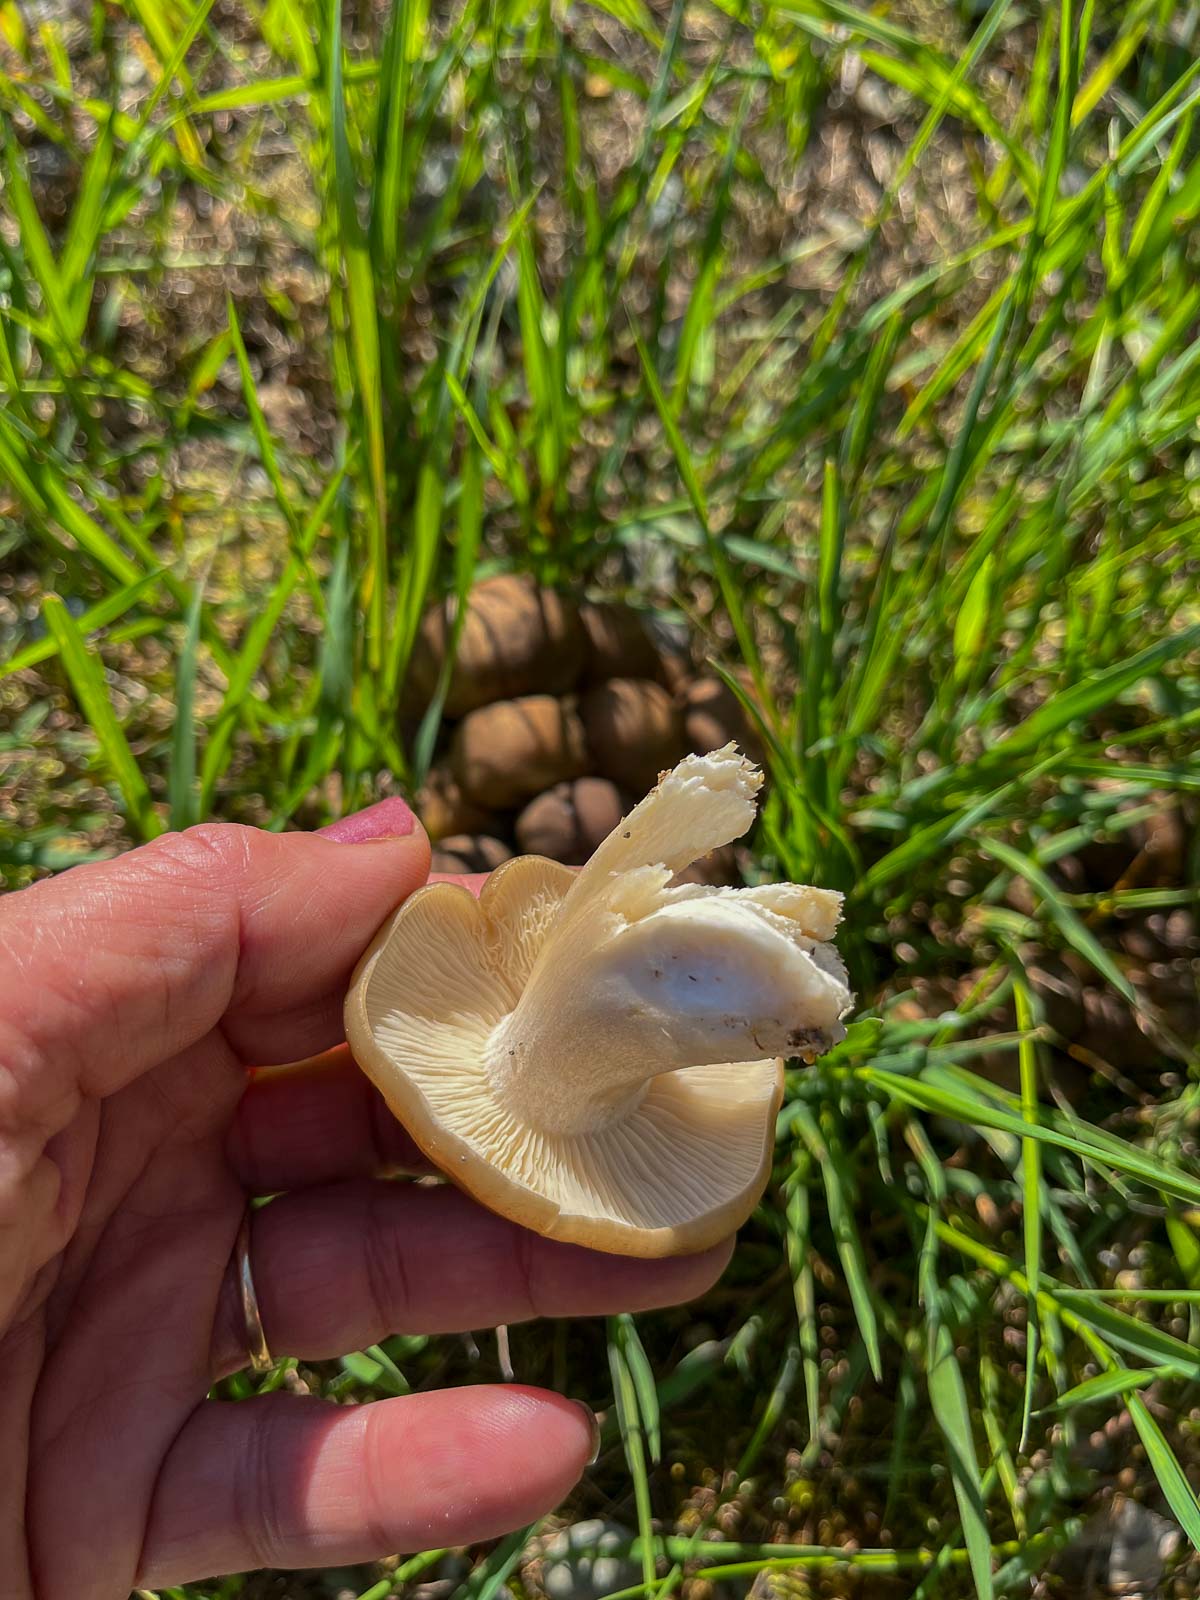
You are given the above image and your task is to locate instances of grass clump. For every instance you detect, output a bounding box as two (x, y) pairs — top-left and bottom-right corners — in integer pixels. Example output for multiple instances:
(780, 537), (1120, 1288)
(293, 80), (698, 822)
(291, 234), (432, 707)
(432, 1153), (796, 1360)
(2, 0), (1199, 1596)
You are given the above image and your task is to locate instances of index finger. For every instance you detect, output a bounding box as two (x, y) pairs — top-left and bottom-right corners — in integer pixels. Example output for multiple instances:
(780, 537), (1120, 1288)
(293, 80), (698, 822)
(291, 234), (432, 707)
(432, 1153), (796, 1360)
(228, 1045), (434, 1190)
(227, 866), (496, 1191)
(0, 801), (429, 1120)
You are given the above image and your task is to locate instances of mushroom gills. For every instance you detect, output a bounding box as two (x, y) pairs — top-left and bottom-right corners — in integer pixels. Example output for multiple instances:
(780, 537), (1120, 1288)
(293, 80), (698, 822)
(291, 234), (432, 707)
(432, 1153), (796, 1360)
(345, 743), (853, 1256)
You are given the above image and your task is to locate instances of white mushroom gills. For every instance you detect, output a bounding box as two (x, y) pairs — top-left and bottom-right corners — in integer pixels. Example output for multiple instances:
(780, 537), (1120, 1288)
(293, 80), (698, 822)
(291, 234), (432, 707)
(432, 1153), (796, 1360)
(481, 748), (852, 1137)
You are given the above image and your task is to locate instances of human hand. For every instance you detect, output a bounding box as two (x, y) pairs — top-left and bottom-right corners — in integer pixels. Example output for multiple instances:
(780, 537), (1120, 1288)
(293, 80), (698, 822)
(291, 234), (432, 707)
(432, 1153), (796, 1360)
(0, 802), (730, 1597)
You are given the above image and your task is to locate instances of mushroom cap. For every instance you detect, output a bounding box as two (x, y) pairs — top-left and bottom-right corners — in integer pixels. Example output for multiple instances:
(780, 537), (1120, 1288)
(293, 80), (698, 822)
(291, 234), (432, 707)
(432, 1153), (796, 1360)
(412, 574), (587, 717)
(514, 777), (628, 864)
(346, 746), (848, 1257)
(451, 694), (589, 808)
(416, 764), (498, 842)
(580, 677), (685, 793)
(347, 856), (784, 1256)
(579, 601), (666, 686)
(428, 834), (513, 875)
(684, 675), (765, 765)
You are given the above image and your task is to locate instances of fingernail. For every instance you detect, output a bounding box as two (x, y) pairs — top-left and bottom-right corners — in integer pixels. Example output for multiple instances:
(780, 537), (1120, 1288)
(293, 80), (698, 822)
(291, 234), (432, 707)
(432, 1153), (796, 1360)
(569, 1398), (602, 1465)
(319, 797), (417, 844)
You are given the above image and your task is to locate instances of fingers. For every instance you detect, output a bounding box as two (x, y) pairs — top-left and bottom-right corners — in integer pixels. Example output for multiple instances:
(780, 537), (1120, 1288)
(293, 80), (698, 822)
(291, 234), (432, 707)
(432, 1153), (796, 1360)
(212, 1181), (731, 1374)
(223, 871), (514, 1193)
(227, 1046), (432, 1191)
(138, 1386), (596, 1586)
(0, 801), (430, 1115)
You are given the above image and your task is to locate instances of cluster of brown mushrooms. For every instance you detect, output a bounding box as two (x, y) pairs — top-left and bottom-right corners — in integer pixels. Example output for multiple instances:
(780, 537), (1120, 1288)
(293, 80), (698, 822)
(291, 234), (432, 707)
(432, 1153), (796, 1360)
(407, 574), (762, 883)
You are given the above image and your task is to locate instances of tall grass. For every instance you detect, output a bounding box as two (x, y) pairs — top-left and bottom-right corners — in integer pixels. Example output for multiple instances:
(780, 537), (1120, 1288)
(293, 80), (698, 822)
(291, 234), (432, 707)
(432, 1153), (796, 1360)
(2, 0), (1199, 1595)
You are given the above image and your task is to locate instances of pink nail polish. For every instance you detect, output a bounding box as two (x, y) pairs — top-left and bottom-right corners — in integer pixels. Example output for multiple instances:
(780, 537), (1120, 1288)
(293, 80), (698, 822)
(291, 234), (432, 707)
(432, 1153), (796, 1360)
(319, 797), (417, 843)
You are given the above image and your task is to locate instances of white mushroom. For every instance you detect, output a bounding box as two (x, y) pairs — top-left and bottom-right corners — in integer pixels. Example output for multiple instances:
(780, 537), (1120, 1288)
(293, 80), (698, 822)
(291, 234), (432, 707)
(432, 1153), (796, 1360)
(345, 745), (852, 1256)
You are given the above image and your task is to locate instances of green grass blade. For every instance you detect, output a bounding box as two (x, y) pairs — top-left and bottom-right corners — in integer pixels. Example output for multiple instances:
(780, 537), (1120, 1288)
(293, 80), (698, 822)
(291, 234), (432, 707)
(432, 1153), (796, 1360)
(373, 0), (413, 284)
(927, 1322), (994, 1600)
(987, 625), (1200, 765)
(736, 1342), (800, 1481)
(1037, 1367), (1168, 1414)
(326, 0), (387, 667)
(0, 121), (73, 350)
(857, 766), (1037, 897)
(1013, 971), (1041, 1452)
(0, 408), (141, 586)
(226, 297), (302, 541)
(1128, 1393), (1200, 1547)
(785, 1158), (821, 1446)
(1, 568), (163, 678)
(631, 322), (764, 696)
(867, 1068), (1200, 1207)
(616, 1315), (662, 1463)
(607, 1319), (658, 1591)
(42, 595), (162, 840)
(167, 576), (204, 831)
(981, 837), (1136, 1003)
(795, 1106), (882, 1382)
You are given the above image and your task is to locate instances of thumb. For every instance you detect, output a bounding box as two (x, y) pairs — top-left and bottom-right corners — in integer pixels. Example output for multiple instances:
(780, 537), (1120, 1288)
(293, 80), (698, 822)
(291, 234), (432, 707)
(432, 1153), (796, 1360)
(0, 800), (431, 1106)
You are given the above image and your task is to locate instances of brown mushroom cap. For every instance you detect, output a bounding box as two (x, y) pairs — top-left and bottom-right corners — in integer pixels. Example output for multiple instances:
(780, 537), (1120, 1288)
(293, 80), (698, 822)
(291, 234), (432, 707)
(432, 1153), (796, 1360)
(428, 834), (513, 875)
(345, 746), (852, 1257)
(655, 649), (694, 699)
(684, 676), (764, 764)
(515, 777), (627, 864)
(580, 677), (685, 793)
(412, 575), (586, 717)
(671, 842), (740, 887)
(579, 602), (666, 686)
(451, 695), (589, 808)
(416, 765), (497, 842)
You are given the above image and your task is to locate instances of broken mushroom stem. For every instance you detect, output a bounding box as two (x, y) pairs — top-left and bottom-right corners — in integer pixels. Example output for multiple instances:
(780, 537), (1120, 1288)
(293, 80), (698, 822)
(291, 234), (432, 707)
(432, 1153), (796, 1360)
(483, 902), (843, 1134)
(483, 828), (849, 1137)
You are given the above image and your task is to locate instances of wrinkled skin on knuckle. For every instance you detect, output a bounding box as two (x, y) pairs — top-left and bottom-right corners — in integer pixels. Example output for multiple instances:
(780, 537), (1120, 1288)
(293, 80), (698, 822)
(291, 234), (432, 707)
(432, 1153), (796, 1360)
(359, 1184), (413, 1334)
(139, 822), (257, 898)
(0, 1153), (65, 1328)
(0, 827), (252, 1356)
(2, 827), (244, 1099)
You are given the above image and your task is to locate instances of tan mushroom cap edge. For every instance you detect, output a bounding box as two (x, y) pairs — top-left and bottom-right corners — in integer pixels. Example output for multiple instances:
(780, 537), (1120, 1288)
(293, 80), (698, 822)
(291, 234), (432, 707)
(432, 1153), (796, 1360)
(345, 745), (849, 1257)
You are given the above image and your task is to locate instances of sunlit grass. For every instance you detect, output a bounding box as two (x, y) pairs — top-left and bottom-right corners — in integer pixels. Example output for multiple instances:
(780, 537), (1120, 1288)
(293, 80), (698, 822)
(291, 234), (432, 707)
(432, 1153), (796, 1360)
(2, 0), (1200, 1595)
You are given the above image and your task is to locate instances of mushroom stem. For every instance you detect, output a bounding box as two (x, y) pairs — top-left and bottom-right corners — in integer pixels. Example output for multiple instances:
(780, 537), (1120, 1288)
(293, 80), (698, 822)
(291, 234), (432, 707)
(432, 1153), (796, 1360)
(483, 893), (847, 1137)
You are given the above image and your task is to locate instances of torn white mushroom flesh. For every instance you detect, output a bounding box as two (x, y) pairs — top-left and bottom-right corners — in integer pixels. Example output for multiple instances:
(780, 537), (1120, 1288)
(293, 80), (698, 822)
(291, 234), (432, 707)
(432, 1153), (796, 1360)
(485, 868), (849, 1137)
(346, 744), (853, 1255)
